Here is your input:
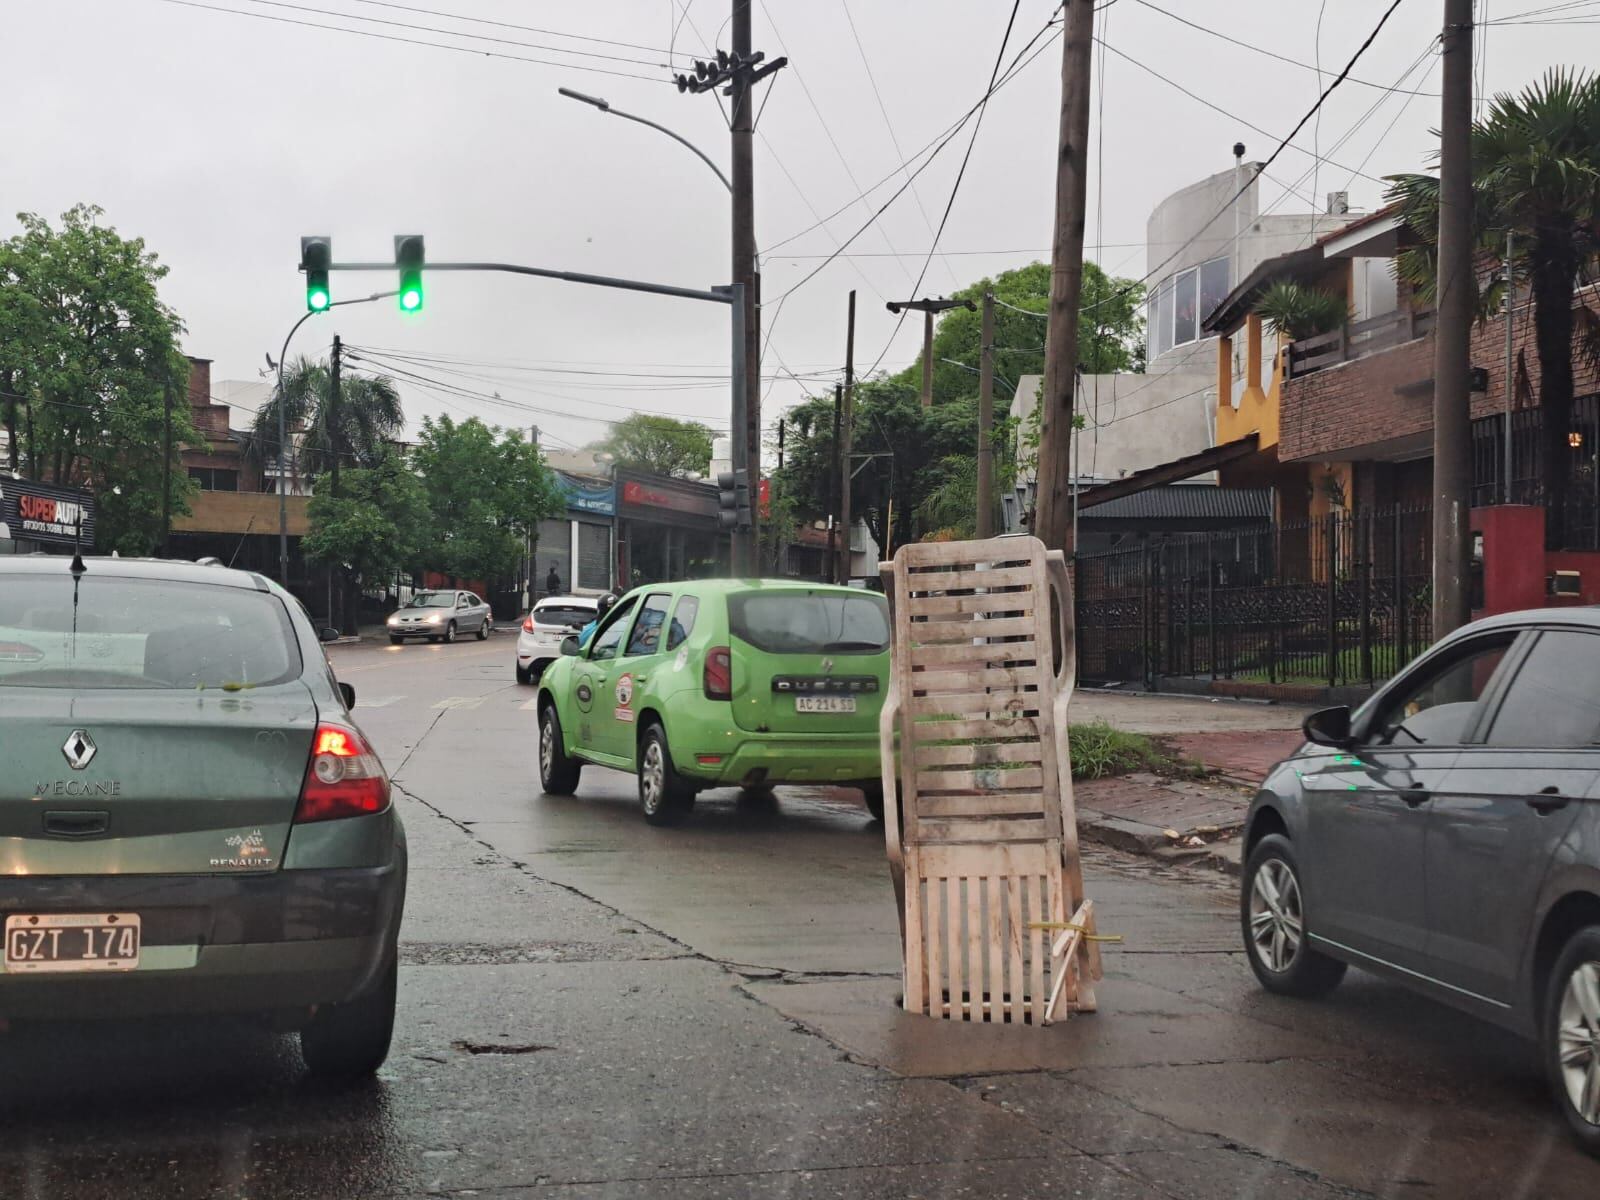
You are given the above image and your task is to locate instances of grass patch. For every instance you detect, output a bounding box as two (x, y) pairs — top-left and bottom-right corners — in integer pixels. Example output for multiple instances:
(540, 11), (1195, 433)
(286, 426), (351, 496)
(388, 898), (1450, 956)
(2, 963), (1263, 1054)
(1068, 721), (1166, 780)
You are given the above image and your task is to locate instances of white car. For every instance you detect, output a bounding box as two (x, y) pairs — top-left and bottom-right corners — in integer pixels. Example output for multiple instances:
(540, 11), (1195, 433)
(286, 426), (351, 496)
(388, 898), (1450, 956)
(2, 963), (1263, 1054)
(516, 595), (599, 684)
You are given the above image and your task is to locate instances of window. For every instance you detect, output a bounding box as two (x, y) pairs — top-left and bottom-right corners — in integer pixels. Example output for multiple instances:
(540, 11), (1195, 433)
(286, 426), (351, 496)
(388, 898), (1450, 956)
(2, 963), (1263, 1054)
(0, 576), (301, 690)
(625, 593), (671, 657)
(1200, 257), (1230, 326)
(1372, 637), (1514, 746)
(1485, 630), (1600, 747)
(667, 595), (700, 651)
(577, 521), (610, 591)
(533, 601), (596, 630)
(1172, 267), (1199, 347)
(728, 591), (890, 655)
(187, 467), (239, 492)
(588, 596), (639, 662)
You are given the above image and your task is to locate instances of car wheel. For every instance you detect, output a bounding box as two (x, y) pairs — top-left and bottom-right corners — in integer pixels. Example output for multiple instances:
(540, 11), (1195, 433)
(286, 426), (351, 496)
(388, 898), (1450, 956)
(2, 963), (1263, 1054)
(1241, 834), (1346, 998)
(516, 663), (532, 685)
(389, 635), (404, 645)
(1545, 926), (1600, 1155)
(477, 619), (491, 641)
(299, 956), (396, 1080)
(861, 782), (885, 822)
(538, 702), (582, 795)
(638, 723), (694, 826)
(442, 621), (457, 644)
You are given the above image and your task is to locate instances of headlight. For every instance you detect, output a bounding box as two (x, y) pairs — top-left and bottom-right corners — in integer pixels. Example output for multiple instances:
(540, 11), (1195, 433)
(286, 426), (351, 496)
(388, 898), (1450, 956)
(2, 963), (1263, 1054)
(426, 613), (442, 624)
(386, 615), (400, 625)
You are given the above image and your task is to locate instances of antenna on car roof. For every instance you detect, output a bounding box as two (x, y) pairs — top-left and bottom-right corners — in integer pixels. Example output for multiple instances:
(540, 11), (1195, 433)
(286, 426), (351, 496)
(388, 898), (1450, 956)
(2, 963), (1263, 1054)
(70, 512), (87, 576)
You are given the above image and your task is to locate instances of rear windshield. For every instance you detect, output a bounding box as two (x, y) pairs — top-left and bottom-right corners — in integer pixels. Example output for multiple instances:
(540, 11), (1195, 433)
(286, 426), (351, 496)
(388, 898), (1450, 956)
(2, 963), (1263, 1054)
(727, 591), (890, 655)
(533, 603), (595, 628)
(0, 575), (302, 690)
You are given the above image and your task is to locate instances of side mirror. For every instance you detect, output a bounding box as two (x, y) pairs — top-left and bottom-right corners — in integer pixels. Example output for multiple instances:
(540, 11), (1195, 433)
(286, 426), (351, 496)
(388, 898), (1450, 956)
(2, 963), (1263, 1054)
(338, 681), (356, 709)
(1303, 705), (1354, 749)
(319, 626), (340, 643)
(560, 635), (581, 657)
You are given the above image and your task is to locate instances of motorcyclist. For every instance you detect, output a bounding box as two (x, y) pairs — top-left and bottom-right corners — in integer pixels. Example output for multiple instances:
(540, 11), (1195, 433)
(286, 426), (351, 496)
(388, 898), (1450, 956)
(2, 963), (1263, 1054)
(578, 592), (618, 648)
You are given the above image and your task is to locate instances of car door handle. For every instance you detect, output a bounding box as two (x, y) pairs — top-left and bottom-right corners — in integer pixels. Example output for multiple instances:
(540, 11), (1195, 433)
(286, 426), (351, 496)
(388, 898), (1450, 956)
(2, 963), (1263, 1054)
(1527, 786), (1571, 815)
(1400, 785), (1429, 807)
(634, 675), (649, 684)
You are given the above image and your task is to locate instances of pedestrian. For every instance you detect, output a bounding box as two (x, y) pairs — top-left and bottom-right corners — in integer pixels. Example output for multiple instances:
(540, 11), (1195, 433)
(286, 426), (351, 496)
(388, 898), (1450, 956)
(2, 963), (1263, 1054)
(545, 563), (561, 596)
(578, 592), (617, 648)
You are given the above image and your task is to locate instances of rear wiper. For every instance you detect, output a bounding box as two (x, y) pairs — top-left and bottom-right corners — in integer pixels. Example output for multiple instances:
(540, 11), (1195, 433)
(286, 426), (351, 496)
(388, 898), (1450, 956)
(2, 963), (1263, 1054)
(821, 641), (881, 652)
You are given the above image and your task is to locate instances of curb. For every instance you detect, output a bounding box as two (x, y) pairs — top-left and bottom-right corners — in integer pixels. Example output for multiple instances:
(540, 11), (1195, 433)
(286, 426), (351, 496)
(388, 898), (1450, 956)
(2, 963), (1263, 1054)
(1079, 809), (1243, 877)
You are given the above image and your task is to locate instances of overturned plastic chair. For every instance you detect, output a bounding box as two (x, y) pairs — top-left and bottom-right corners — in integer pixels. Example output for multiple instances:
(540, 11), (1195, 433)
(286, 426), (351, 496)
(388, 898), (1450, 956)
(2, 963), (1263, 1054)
(878, 535), (1101, 1024)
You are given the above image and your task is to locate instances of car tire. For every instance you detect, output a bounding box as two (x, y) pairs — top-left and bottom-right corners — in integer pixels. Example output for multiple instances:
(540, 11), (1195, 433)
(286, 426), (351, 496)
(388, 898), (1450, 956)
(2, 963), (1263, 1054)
(861, 782), (885, 822)
(538, 702), (582, 796)
(299, 956), (397, 1080)
(477, 619), (491, 641)
(1241, 834), (1346, 998)
(1544, 925), (1600, 1156)
(516, 663), (532, 685)
(443, 621), (457, 645)
(638, 723), (694, 826)
(389, 635), (404, 646)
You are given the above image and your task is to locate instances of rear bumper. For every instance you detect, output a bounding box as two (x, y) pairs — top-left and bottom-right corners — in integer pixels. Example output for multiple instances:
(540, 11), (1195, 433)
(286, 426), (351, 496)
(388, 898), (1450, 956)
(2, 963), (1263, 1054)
(0, 863), (403, 1020)
(683, 734), (879, 787)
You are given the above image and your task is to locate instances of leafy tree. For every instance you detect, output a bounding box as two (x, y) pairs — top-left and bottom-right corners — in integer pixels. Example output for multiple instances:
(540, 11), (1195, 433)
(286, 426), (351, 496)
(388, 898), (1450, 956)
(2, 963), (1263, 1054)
(1255, 281), (1349, 341)
(304, 450), (430, 625)
(592, 412), (715, 478)
(0, 204), (198, 554)
(411, 414), (565, 585)
(1388, 68), (1600, 542)
(247, 355), (405, 482)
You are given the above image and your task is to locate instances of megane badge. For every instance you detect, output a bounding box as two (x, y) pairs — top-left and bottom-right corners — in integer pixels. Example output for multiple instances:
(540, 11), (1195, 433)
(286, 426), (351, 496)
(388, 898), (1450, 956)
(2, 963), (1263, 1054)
(63, 730), (97, 770)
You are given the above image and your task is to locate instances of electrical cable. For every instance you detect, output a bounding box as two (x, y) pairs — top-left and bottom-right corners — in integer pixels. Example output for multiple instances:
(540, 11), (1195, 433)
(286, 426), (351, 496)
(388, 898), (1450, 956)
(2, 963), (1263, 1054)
(339, 0), (693, 56)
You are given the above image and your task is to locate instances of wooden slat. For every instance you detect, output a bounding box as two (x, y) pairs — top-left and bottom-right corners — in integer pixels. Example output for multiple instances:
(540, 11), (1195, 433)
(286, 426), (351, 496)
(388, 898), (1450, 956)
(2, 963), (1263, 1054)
(909, 616), (1035, 643)
(918, 792), (1048, 819)
(924, 873), (943, 1020)
(985, 877), (1004, 1024)
(910, 665), (1036, 694)
(945, 875), (962, 1022)
(916, 767), (1046, 794)
(903, 850), (926, 1015)
(1006, 877), (1025, 1024)
(910, 690), (1041, 718)
(914, 740), (1044, 768)
(907, 590), (1036, 619)
(899, 539), (1035, 567)
(917, 841), (1051, 879)
(906, 565), (1036, 593)
(965, 875), (983, 1023)
(910, 715), (1040, 742)
(909, 640), (1039, 667)
(1029, 875), (1047, 1025)
(917, 817), (1049, 843)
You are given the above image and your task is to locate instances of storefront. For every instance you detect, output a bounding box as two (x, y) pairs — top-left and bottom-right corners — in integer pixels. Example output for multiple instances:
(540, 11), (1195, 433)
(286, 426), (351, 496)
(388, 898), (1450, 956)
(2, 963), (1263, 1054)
(0, 477), (96, 555)
(533, 473), (616, 602)
(614, 469), (725, 588)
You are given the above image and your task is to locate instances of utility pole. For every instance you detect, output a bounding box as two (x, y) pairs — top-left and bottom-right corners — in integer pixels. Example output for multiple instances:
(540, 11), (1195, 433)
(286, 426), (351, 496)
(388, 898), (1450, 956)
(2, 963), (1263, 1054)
(529, 423), (540, 609)
(1032, 0), (1096, 552)
(328, 334), (343, 632)
(160, 381), (173, 556)
(977, 290), (996, 539)
(838, 289), (856, 583)
(1503, 231), (1515, 504)
(1432, 0), (1475, 637)
(831, 384), (843, 584)
(886, 297), (975, 407)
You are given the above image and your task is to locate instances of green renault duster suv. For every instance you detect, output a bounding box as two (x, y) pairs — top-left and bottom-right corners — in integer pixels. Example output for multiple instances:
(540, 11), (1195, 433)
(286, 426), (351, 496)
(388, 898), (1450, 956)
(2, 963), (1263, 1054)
(535, 580), (890, 824)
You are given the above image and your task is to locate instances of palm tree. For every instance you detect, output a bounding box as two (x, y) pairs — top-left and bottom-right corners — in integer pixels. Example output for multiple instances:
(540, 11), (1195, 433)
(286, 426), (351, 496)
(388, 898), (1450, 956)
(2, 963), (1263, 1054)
(247, 355), (405, 487)
(1387, 69), (1600, 542)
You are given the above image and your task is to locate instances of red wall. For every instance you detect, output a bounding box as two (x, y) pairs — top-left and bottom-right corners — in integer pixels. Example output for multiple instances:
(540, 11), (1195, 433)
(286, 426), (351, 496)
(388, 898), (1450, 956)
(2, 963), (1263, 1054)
(1470, 503), (1600, 615)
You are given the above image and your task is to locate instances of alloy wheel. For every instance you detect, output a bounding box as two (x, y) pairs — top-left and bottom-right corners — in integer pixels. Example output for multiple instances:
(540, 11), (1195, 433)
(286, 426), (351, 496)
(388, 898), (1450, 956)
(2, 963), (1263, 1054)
(1558, 961), (1600, 1126)
(1249, 858), (1304, 974)
(641, 740), (664, 815)
(539, 714), (555, 783)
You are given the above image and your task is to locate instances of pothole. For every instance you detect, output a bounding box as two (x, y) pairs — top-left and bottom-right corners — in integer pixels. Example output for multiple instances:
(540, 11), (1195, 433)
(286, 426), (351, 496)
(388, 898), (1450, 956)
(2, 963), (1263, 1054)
(451, 1040), (554, 1056)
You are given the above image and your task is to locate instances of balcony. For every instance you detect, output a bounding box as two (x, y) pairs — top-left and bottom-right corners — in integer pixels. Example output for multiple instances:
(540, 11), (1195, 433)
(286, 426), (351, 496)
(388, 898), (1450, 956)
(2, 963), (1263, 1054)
(1284, 308), (1436, 380)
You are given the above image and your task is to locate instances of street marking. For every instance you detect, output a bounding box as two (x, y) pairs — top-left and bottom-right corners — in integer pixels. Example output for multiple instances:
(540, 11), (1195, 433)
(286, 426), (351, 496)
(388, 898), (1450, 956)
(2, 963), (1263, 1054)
(432, 696), (487, 711)
(356, 696), (405, 709)
(519, 698), (541, 711)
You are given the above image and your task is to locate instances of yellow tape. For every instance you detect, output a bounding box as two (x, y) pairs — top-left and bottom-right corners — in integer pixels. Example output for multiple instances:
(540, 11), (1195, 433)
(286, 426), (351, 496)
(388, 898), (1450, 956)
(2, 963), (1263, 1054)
(1026, 921), (1124, 944)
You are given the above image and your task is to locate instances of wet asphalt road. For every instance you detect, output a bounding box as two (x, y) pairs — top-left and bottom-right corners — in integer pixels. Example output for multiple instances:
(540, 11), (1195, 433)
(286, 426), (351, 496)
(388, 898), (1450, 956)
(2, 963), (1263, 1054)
(1, 632), (1598, 1198)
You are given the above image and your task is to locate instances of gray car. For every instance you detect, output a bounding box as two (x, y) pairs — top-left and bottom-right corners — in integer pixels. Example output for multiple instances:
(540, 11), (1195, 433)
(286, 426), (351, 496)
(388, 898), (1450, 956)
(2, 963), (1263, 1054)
(0, 556), (406, 1079)
(1242, 608), (1600, 1155)
(388, 589), (492, 644)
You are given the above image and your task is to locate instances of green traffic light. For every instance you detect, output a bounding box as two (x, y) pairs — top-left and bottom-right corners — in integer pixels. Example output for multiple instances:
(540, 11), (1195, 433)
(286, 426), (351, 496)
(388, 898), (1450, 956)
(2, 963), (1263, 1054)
(308, 288), (331, 312)
(400, 287), (423, 312)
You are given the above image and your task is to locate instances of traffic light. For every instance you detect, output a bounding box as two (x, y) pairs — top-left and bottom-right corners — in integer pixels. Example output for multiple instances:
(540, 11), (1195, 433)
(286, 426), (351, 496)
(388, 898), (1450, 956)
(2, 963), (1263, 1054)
(300, 236), (332, 312)
(394, 234), (425, 312)
(717, 468), (751, 531)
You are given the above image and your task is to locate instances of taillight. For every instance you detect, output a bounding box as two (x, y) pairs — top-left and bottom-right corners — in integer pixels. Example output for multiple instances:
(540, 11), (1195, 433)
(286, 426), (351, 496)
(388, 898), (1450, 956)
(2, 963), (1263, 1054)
(295, 722), (390, 823)
(522, 615), (535, 633)
(704, 646), (732, 700)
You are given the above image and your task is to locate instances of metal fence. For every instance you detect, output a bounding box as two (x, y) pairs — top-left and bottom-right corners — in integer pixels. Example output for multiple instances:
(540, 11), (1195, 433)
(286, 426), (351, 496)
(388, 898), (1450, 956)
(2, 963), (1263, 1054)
(1074, 505), (1434, 690)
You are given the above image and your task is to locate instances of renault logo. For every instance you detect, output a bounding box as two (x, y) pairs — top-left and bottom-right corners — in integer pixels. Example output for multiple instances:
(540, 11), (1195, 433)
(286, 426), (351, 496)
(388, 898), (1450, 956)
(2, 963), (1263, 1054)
(820, 658), (835, 674)
(63, 730), (97, 770)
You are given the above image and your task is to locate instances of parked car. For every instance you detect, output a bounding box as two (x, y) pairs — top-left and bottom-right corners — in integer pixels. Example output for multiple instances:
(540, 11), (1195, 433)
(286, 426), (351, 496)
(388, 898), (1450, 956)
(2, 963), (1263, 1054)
(387, 589), (492, 644)
(517, 595), (600, 685)
(535, 580), (890, 824)
(0, 556), (406, 1079)
(1240, 608), (1600, 1155)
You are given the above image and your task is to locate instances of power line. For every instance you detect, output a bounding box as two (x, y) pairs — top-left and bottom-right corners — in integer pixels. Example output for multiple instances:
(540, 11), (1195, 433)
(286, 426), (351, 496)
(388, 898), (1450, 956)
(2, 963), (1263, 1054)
(147, 0), (672, 83)
(340, 0), (692, 56)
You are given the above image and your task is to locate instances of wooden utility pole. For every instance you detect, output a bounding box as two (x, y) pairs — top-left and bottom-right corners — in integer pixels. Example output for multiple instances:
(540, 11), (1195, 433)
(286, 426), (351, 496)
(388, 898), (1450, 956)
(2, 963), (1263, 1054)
(977, 290), (996, 538)
(886, 297), (975, 407)
(830, 383), (843, 583)
(1432, 0), (1475, 637)
(730, 0), (761, 575)
(838, 289), (856, 583)
(328, 333), (344, 632)
(1032, 0), (1096, 552)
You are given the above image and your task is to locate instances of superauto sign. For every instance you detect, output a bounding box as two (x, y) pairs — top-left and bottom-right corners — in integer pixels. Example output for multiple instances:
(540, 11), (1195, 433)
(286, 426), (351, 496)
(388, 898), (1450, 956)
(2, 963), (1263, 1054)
(0, 478), (95, 547)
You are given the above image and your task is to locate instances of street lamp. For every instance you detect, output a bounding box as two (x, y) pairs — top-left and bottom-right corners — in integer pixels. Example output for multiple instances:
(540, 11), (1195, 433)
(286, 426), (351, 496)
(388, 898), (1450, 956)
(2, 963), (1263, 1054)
(558, 88), (732, 194)
(270, 289), (397, 587)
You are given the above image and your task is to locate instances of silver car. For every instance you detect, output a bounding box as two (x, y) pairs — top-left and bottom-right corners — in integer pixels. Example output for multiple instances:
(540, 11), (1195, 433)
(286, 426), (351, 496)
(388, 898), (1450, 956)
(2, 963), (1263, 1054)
(0, 556), (406, 1079)
(1242, 608), (1600, 1156)
(388, 589), (493, 644)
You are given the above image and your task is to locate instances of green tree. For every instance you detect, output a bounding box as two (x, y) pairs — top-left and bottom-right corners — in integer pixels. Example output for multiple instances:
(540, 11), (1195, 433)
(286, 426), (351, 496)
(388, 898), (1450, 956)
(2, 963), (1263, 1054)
(247, 355), (405, 482)
(304, 450), (430, 617)
(592, 412), (714, 478)
(0, 204), (198, 554)
(1254, 280), (1350, 341)
(411, 414), (565, 585)
(1387, 69), (1600, 541)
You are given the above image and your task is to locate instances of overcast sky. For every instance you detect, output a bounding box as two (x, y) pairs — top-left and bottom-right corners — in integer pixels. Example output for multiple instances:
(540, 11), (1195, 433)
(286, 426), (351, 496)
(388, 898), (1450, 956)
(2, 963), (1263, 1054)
(5, 0), (1594, 458)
